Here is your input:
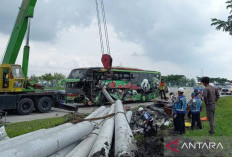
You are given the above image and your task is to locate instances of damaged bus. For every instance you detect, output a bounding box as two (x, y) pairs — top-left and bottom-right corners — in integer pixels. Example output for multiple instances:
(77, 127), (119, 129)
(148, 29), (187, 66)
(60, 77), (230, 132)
(64, 67), (161, 105)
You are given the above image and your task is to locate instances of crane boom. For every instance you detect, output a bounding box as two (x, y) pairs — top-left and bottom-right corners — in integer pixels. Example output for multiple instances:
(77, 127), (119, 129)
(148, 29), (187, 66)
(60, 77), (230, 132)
(2, 0), (37, 64)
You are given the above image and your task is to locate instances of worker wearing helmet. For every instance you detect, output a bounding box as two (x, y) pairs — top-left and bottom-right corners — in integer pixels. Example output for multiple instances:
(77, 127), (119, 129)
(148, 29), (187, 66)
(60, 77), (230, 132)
(175, 87), (187, 135)
(194, 89), (203, 101)
(138, 107), (153, 135)
(189, 93), (202, 130)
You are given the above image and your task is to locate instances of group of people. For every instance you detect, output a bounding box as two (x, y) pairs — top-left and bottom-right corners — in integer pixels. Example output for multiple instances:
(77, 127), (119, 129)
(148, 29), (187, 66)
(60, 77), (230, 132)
(138, 77), (219, 136)
(166, 87), (202, 135)
(167, 77), (219, 135)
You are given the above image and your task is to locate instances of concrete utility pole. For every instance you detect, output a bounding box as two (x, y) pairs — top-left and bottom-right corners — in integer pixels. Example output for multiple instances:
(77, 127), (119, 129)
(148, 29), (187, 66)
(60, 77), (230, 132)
(114, 100), (137, 157)
(0, 107), (107, 157)
(126, 111), (133, 123)
(88, 104), (115, 157)
(102, 87), (115, 104)
(66, 108), (111, 157)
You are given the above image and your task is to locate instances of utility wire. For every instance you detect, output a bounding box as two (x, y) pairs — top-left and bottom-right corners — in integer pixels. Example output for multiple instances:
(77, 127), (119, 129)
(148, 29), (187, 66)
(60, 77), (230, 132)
(95, 0), (105, 54)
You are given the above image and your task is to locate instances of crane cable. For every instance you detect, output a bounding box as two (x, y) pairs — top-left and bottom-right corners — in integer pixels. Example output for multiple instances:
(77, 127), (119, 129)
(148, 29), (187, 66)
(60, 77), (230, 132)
(100, 0), (111, 55)
(95, 0), (111, 55)
(95, 0), (105, 55)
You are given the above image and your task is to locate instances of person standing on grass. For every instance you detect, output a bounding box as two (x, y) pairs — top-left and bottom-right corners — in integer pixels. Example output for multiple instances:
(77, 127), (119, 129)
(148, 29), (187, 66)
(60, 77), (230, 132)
(189, 93), (202, 130)
(175, 87), (187, 135)
(201, 77), (219, 135)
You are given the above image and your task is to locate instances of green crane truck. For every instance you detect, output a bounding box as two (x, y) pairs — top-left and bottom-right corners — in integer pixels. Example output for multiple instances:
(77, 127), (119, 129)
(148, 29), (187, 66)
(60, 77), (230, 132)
(0, 0), (65, 115)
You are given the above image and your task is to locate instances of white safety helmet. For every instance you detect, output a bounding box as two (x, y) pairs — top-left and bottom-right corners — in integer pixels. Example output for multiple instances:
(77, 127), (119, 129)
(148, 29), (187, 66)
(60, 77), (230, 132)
(138, 107), (144, 112)
(178, 87), (185, 93)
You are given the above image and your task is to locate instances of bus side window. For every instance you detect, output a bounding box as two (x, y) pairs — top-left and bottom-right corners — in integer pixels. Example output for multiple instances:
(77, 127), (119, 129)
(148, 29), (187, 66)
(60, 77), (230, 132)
(130, 74), (134, 80)
(121, 73), (130, 81)
(113, 73), (119, 80)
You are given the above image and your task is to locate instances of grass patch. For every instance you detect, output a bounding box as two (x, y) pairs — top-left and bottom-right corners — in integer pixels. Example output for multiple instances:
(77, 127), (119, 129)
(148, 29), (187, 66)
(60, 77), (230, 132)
(4, 117), (69, 138)
(185, 96), (232, 136)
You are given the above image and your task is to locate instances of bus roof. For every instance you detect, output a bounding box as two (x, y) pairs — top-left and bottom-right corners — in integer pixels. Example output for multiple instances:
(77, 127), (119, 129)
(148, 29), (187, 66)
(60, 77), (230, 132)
(71, 66), (160, 74)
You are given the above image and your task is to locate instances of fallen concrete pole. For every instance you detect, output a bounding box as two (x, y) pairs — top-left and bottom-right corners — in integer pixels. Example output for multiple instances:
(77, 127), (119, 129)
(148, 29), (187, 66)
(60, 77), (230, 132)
(0, 123), (73, 151)
(126, 111), (133, 123)
(91, 108), (110, 126)
(66, 127), (101, 157)
(49, 141), (80, 157)
(102, 87), (115, 104)
(0, 121), (93, 157)
(0, 106), (108, 157)
(88, 104), (115, 157)
(114, 100), (137, 157)
(66, 108), (111, 157)
(86, 106), (106, 119)
(0, 106), (106, 150)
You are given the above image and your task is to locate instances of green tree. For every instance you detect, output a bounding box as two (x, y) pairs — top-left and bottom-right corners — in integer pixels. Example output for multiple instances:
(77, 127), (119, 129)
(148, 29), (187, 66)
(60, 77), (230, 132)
(53, 73), (66, 81)
(196, 76), (230, 86)
(41, 73), (54, 82)
(211, 0), (232, 35)
(30, 74), (39, 82)
(162, 75), (195, 87)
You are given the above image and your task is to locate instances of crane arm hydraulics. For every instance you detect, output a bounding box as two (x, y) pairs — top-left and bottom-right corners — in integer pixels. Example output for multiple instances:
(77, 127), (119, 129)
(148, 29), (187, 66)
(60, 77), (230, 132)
(2, 0), (37, 72)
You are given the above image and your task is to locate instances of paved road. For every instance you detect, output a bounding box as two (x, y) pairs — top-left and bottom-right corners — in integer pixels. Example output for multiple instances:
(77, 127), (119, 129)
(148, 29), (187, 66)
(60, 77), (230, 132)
(2, 102), (153, 123)
(2, 87), (227, 123)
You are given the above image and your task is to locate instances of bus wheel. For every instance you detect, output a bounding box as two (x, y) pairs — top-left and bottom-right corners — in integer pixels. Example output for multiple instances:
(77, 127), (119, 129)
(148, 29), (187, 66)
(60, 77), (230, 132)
(36, 97), (52, 113)
(17, 98), (34, 115)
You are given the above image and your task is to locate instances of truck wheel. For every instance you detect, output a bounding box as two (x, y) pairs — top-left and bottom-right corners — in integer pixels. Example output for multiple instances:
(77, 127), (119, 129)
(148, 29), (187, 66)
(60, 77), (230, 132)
(17, 98), (34, 115)
(36, 97), (52, 113)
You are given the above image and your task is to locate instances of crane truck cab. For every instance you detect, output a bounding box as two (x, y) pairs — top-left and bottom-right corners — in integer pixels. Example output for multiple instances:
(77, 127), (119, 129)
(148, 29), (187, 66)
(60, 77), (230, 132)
(0, 64), (24, 92)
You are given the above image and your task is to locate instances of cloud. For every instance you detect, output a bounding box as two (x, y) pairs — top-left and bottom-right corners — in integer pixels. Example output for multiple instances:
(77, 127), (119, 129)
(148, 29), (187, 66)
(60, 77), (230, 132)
(0, 0), (95, 41)
(0, 0), (232, 79)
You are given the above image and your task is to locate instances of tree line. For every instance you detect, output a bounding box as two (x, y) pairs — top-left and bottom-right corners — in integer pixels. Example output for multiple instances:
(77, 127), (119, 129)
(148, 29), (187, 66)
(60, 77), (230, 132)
(29, 73), (66, 87)
(162, 75), (196, 87)
(162, 75), (232, 87)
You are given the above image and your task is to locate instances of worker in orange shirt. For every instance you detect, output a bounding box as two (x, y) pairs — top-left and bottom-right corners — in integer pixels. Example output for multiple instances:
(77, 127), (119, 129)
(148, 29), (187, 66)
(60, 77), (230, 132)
(159, 79), (167, 100)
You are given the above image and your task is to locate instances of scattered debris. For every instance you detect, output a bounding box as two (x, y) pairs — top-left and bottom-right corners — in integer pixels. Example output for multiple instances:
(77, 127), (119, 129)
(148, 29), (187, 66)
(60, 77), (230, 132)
(130, 104), (172, 136)
(0, 126), (9, 141)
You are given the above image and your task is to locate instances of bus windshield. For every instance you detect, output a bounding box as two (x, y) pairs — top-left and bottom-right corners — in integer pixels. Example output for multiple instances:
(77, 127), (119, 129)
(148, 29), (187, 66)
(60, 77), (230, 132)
(68, 69), (87, 79)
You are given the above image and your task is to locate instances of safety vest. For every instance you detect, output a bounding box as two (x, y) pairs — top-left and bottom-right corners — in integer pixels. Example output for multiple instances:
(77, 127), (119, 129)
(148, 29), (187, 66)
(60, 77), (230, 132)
(175, 95), (187, 114)
(159, 82), (166, 90)
(142, 112), (153, 121)
(191, 98), (201, 113)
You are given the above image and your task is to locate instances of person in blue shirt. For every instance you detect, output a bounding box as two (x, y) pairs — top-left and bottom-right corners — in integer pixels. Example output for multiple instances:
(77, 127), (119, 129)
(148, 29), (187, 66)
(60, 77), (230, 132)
(138, 107), (154, 134)
(189, 93), (202, 130)
(175, 87), (187, 135)
(194, 89), (203, 100)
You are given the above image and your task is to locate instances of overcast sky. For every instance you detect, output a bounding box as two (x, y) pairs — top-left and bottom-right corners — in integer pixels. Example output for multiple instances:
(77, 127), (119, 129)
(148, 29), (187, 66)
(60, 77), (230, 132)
(0, 0), (232, 79)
